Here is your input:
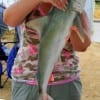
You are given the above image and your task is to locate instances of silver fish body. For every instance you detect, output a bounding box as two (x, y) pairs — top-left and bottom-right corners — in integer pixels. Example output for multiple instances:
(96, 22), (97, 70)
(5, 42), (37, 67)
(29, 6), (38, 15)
(26, 0), (85, 100)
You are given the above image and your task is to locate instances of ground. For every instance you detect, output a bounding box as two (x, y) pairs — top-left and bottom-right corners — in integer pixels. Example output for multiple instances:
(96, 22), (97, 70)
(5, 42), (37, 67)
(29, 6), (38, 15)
(79, 42), (100, 100)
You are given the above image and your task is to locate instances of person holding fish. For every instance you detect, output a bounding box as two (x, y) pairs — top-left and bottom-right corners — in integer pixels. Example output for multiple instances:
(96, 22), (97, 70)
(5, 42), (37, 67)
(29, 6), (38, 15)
(3, 0), (92, 100)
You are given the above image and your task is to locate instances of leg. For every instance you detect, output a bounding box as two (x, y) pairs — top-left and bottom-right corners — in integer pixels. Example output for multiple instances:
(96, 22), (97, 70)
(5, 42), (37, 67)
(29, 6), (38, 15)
(69, 78), (82, 100)
(47, 78), (82, 100)
(11, 81), (39, 100)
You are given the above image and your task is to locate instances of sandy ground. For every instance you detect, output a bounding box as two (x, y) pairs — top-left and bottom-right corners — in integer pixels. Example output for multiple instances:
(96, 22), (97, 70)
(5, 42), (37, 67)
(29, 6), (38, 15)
(0, 42), (100, 100)
(79, 42), (100, 100)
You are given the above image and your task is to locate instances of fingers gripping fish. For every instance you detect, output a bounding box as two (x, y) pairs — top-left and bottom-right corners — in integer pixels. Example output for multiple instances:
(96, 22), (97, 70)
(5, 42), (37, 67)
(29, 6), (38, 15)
(26, 0), (86, 100)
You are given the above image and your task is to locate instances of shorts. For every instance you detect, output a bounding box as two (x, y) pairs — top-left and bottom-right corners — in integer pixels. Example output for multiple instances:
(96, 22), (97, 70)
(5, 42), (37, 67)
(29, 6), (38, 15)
(11, 78), (82, 100)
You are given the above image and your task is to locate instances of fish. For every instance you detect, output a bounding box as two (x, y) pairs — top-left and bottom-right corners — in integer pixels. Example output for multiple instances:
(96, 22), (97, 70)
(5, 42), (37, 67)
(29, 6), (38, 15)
(26, 0), (86, 99)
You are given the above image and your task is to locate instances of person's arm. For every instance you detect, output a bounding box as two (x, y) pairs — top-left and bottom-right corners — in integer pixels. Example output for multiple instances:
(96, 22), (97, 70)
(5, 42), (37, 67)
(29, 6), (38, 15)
(3, 0), (67, 27)
(3, 0), (41, 26)
(70, 26), (91, 52)
(70, 0), (91, 52)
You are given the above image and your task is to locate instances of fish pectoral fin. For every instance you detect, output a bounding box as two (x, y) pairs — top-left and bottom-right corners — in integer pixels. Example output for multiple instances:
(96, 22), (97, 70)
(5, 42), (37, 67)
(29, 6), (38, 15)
(26, 16), (49, 35)
(74, 15), (85, 43)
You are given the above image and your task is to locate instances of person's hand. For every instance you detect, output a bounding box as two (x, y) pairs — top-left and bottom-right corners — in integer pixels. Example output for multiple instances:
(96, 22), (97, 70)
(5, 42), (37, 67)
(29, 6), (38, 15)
(39, 92), (53, 100)
(40, 0), (68, 10)
(72, 0), (86, 13)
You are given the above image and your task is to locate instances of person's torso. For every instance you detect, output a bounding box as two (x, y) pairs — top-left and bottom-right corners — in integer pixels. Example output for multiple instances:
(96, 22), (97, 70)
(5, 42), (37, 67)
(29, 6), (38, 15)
(12, 3), (80, 85)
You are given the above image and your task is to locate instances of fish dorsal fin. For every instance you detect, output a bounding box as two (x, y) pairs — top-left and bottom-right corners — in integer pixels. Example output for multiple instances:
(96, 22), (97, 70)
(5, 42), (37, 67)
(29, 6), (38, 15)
(73, 15), (85, 43)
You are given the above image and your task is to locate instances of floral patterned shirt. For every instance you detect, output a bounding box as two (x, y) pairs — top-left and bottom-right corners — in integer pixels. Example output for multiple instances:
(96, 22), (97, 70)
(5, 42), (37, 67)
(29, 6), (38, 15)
(11, 3), (80, 85)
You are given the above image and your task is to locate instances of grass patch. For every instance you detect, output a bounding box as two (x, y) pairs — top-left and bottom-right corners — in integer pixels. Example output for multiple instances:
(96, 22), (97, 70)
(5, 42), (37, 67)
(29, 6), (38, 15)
(95, 1), (100, 8)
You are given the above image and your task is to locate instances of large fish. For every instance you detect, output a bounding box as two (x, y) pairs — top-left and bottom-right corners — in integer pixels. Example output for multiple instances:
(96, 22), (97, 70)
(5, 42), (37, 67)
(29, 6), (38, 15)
(26, 0), (86, 99)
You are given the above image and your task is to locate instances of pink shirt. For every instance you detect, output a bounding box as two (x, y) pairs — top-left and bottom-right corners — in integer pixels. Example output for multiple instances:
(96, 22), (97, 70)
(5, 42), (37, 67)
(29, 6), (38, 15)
(11, 3), (80, 85)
